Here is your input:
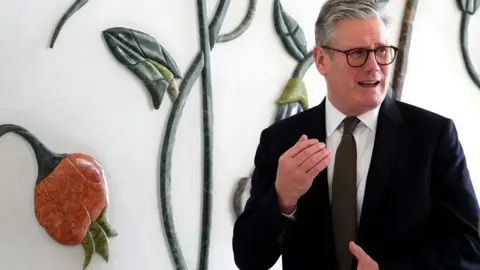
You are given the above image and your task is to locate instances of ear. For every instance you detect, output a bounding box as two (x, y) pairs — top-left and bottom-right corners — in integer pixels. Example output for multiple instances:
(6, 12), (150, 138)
(313, 45), (328, 75)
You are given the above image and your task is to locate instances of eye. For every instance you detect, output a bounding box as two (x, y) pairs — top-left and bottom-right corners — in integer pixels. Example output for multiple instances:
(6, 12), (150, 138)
(349, 49), (366, 56)
(377, 47), (389, 54)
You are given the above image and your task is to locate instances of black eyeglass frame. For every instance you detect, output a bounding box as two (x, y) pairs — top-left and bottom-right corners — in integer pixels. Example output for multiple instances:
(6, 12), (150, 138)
(321, 45), (399, 67)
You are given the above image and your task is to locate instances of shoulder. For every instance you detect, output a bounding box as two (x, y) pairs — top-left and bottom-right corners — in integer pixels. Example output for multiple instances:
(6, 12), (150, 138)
(391, 99), (463, 158)
(265, 105), (319, 135)
(258, 104), (322, 156)
(393, 99), (453, 132)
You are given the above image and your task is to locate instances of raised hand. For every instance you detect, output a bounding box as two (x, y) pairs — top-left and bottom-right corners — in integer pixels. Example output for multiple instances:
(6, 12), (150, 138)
(275, 134), (331, 214)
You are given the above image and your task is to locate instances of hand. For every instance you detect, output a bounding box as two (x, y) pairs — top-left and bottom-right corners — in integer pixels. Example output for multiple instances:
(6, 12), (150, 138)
(275, 134), (331, 213)
(349, 241), (379, 270)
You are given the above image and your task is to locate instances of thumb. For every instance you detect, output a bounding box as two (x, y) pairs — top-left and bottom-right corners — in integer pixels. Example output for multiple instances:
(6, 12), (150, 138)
(349, 241), (368, 260)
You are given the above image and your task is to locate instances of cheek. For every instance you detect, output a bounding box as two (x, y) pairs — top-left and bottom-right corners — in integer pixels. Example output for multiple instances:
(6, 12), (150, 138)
(380, 66), (390, 78)
(330, 64), (358, 88)
(347, 68), (359, 86)
(347, 67), (357, 76)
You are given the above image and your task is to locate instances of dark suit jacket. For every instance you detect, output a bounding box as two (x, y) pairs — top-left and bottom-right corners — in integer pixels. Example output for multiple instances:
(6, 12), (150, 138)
(232, 96), (480, 269)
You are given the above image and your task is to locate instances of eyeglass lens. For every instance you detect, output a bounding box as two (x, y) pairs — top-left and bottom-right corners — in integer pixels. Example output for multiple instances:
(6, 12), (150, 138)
(347, 47), (395, 67)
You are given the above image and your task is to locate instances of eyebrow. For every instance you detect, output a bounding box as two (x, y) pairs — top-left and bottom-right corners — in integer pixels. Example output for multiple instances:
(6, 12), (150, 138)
(374, 41), (389, 46)
(353, 42), (389, 50)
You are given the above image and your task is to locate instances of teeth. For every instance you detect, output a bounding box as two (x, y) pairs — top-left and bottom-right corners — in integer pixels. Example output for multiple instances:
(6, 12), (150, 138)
(358, 81), (379, 87)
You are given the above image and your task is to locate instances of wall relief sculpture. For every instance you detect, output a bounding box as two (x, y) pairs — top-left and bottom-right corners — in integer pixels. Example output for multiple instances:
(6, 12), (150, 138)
(101, 1), (258, 270)
(0, 0), (473, 269)
(0, 124), (117, 270)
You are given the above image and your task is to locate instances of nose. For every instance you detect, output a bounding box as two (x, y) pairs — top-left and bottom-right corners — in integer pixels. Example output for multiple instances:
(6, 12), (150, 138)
(363, 51), (380, 72)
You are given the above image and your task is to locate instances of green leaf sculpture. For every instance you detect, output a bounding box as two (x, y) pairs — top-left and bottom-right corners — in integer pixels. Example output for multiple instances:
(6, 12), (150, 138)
(50, 0), (88, 48)
(96, 208), (118, 238)
(102, 27), (182, 109)
(88, 221), (110, 262)
(276, 77), (308, 111)
(81, 219), (112, 269)
(273, 0), (308, 62)
(82, 231), (94, 270)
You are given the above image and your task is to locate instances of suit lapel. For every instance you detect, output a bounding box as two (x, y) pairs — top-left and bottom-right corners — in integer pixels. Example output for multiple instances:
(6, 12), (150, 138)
(295, 97), (409, 243)
(296, 99), (337, 265)
(358, 96), (407, 239)
(299, 99), (329, 210)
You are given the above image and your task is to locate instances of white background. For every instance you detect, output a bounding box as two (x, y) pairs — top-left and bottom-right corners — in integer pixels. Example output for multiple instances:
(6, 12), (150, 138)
(0, 0), (478, 269)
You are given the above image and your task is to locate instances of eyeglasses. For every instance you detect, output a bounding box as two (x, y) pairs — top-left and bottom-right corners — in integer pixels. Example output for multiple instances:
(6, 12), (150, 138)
(321, 45), (399, 67)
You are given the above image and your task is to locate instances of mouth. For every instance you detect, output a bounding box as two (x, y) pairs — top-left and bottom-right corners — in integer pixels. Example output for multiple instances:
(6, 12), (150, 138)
(357, 80), (380, 87)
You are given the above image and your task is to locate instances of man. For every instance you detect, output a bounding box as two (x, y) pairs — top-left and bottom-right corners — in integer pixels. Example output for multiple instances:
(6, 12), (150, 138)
(232, 0), (480, 269)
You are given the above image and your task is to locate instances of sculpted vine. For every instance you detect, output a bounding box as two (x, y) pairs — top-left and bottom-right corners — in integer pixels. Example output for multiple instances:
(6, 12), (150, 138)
(457, 0), (480, 89)
(101, 1), (258, 269)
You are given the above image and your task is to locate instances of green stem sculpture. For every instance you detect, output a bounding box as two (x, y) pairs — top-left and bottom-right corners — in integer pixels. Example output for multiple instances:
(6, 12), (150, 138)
(160, 53), (203, 270)
(217, 0), (258, 43)
(458, 0), (480, 89)
(0, 125), (66, 183)
(292, 51), (314, 78)
(196, 0), (213, 269)
(50, 0), (88, 48)
(158, 0), (258, 269)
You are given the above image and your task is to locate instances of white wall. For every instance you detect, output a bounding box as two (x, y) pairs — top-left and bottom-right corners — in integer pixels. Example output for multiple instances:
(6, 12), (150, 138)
(0, 0), (478, 269)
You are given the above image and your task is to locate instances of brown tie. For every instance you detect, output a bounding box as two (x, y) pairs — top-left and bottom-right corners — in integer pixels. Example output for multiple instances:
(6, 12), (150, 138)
(331, 116), (360, 270)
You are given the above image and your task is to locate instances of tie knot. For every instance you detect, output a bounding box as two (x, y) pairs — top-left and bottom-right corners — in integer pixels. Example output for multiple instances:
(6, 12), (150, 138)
(342, 117), (359, 135)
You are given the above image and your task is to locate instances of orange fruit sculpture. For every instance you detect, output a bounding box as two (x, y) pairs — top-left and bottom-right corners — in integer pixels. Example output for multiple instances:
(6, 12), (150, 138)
(0, 124), (117, 270)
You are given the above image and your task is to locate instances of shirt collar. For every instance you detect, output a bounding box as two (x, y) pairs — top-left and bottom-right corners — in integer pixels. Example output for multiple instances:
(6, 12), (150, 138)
(325, 97), (380, 138)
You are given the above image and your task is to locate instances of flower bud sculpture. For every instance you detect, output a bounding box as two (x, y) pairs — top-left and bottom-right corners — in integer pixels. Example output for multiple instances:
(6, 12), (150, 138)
(0, 124), (117, 270)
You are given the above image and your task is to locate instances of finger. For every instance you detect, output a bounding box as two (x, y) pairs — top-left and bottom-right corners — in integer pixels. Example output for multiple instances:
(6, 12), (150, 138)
(294, 142), (326, 165)
(285, 137), (319, 158)
(349, 241), (371, 262)
(305, 154), (330, 178)
(298, 148), (330, 172)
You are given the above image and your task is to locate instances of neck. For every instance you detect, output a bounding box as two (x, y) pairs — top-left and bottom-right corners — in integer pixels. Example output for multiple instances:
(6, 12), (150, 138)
(327, 95), (379, 117)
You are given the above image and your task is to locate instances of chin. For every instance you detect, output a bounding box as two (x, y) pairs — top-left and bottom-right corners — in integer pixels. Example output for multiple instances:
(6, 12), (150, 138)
(355, 90), (385, 108)
(362, 99), (383, 109)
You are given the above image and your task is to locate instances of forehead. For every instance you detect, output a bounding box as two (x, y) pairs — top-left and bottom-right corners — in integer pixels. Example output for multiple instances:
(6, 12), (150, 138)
(332, 18), (389, 48)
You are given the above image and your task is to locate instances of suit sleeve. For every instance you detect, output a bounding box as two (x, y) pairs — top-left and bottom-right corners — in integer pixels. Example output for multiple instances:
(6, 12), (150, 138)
(232, 129), (294, 270)
(379, 119), (480, 270)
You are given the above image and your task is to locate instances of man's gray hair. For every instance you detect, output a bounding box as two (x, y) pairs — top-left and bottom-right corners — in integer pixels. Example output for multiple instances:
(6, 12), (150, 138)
(315, 0), (390, 46)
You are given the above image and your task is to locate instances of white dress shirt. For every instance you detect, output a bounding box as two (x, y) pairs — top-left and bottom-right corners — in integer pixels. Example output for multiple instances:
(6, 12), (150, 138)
(325, 97), (379, 222)
(284, 97), (379, 222)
